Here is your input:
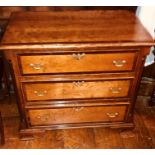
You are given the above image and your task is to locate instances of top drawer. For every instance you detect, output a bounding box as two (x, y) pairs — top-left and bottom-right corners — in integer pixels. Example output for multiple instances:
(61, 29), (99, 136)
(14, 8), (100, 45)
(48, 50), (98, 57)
(19, 52), (138, 75)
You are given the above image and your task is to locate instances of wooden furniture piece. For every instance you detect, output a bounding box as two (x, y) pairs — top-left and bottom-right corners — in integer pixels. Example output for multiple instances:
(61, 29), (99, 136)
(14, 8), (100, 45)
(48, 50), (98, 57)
(140, 46), (155, 106)
(0, 7), (137, 19)
(0, 51), (11, 100)
(149, 47), (155, 105)
(0, 10), (154, 139)
(0, 7), (137, 100)
(0, 55), (3, 90)
(150, 86), (155, 105)
(0, 27), (4, 91)
(0, 53), (11, 100)
(0, 112), (4, 145)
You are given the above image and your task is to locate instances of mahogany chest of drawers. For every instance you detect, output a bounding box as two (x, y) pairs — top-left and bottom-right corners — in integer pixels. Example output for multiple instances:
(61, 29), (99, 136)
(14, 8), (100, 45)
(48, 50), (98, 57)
(0, 10), (154, 139)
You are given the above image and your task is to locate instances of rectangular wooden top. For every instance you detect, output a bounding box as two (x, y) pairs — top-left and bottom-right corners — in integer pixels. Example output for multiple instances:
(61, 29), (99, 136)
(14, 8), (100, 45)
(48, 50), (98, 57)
(1, 10), (154, 48)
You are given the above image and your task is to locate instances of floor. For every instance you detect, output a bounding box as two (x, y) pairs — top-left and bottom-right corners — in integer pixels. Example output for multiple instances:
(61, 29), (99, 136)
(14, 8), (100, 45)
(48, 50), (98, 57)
(0, 94), (155, 149)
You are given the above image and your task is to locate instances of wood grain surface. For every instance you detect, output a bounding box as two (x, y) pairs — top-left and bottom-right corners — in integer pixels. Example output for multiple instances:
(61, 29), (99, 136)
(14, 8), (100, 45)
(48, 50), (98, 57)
(19, 52), (137, 74)
(23, 80), (131, 101)
(28, 105), (127, 126)
(0, 95), (155, 148)
(1, 10), (154, 140)
(1, 10), (153, 45)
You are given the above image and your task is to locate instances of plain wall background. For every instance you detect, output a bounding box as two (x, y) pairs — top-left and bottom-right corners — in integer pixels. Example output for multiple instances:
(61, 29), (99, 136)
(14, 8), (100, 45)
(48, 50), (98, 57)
(136, 6), (155, 66)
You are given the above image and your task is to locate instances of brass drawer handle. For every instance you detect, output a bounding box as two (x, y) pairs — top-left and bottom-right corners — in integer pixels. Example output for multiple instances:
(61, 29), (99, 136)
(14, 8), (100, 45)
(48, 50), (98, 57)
(110, 87), (122, 94)
(73, 106), (84, 112)
(113, 60), (126, 67)
(29, 63), (44, 70)
(34, 90), (47, 97)
(73, 81), (85, 87)
(72, 53), (85, 60)
(106, 112), (119, 118)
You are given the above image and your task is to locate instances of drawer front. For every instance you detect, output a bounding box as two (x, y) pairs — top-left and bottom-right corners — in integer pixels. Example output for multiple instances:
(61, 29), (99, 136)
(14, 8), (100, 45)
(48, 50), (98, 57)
(23, 80), (131, 101)
(19, 52), (137, 74)
(28, 105), (127, 126)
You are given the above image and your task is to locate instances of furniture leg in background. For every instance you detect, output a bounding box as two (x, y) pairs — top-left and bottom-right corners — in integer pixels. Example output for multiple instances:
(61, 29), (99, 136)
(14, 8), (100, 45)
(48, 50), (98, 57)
(0, 56), (3, 90)
(140, 46), (155, 106)
(150, 86), (155, 106)
(1, 23), (14, 101)
(0, 54), (11, 101)
(0, 112), (5, 145)
(149, 47), (155, 106)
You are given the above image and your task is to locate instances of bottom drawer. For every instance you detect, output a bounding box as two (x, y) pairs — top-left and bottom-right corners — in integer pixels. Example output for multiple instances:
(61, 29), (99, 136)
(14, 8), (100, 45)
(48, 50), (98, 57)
(28, 105), (127, 126)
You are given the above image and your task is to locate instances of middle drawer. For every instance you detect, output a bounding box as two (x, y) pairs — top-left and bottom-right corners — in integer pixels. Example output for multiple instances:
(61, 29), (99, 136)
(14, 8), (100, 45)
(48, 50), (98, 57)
(23, 79), (131, 101)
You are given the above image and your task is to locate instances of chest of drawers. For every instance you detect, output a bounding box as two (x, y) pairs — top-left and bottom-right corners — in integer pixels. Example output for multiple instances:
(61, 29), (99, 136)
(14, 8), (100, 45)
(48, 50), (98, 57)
(0, 10), (154, 139)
